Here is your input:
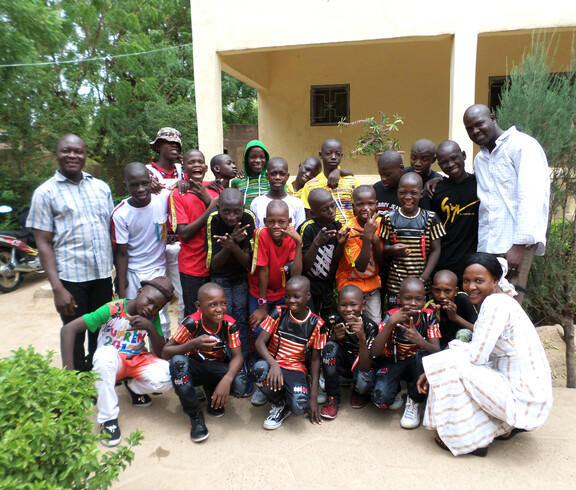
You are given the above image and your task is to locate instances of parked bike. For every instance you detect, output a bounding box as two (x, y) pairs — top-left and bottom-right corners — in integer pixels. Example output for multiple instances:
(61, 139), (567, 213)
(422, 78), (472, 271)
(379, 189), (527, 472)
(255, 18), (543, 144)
(0, 206), (44, 293)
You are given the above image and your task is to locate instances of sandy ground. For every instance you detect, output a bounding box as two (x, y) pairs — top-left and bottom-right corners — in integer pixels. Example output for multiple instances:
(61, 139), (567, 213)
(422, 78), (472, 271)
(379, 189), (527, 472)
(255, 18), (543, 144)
(1, 273), (575, 489)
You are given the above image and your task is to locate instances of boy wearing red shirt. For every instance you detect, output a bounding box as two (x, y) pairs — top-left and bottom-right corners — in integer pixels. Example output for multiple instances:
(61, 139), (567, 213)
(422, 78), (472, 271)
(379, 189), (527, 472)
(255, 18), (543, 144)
(170, 150), (219, 316)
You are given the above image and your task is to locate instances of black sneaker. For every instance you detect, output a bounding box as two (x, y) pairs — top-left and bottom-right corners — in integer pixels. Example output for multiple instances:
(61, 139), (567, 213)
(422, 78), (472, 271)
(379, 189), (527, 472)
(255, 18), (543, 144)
(263, 403), (291, 430)
(100, 419), (122, 447)
(124, 380), (152, 407)
(190, 411), (209, 443)
(206, 404), (225, 417)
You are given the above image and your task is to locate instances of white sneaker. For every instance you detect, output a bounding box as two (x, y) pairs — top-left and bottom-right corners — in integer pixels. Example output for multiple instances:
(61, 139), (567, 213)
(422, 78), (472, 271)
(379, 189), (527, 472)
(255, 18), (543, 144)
(389, 392), (404, 410)
(263, 403), (291, 430)
(400, 396), (421, 429)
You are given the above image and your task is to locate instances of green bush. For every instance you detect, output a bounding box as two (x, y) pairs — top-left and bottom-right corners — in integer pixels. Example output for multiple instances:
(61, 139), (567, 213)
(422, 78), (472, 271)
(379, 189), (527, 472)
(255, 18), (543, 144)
(0, 347), (142, 489)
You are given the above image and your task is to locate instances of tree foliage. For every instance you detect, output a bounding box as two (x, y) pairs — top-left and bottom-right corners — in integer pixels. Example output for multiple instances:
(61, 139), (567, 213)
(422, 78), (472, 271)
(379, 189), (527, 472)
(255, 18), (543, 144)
(496, 32), (576, 387)
(0, 0), (258, 212)
(0, 347), (142, 488)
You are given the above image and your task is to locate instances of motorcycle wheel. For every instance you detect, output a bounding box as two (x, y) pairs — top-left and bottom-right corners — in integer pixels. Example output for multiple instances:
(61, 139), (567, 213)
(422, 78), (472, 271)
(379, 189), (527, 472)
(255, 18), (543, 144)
(0, 249), (22, 293)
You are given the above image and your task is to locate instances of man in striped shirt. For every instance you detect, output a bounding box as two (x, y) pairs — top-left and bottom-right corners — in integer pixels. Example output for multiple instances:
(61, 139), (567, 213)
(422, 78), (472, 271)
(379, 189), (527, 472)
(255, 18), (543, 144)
(28, 134), (114, 372)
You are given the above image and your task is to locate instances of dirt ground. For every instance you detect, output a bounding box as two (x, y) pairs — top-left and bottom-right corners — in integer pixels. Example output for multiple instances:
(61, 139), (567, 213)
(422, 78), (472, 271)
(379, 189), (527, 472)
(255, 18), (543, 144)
(1, 274), (575, 489)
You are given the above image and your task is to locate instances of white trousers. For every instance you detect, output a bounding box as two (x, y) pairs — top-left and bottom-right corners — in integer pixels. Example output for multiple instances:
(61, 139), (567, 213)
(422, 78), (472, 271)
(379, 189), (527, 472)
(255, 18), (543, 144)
(93, 345), (172, 424)
(165, 242), (184, 323)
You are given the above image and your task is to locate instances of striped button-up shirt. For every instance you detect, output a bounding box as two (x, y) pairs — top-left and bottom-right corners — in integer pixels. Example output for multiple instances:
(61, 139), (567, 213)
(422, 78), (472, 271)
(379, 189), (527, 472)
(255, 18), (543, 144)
(27, 170), (114, 282)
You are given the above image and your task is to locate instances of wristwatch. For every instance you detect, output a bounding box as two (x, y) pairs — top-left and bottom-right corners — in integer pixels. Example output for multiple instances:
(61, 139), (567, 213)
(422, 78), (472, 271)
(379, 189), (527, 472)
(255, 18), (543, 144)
(258, 298), (267, 306)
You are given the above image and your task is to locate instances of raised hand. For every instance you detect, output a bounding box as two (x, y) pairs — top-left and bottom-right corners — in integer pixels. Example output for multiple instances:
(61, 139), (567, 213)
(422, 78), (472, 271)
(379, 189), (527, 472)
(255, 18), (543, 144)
(313, 227), (337, 247)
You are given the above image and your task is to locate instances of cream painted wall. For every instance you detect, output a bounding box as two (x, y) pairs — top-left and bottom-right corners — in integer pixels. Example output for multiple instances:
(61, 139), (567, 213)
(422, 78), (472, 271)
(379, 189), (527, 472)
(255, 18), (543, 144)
(230, 38), (452, 175)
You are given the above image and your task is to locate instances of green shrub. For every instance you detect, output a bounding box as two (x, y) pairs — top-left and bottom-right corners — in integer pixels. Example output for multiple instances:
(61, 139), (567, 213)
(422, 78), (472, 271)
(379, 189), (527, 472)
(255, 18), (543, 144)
(0, 347), (142, 489)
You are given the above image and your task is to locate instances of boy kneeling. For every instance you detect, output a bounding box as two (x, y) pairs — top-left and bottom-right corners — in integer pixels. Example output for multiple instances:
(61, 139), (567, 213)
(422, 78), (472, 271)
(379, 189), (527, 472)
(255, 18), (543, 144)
(254, 276), (326, 429)
(163, 283), (247, 443)
(61, 277), (175, 447)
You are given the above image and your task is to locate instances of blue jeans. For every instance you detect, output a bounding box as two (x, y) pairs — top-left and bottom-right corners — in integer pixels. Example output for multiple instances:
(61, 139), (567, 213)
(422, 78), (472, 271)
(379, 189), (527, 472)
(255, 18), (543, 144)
(212, 276), (250, 359)
(170, 354), (247, 417)
(253, 359), (309, 415)
(248, 294), (285, 356)
(321, 341), (374, 401)
(372, 352), (427, 408)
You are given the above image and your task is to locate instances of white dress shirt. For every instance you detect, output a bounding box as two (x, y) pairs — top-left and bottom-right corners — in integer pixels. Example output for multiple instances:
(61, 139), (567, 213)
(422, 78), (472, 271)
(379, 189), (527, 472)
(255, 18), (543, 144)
(474, 126), (550, 255)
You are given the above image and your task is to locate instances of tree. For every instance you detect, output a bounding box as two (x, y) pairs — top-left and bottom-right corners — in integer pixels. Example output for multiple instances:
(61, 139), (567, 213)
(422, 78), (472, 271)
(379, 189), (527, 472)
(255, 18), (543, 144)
(496, 33), (576, 388)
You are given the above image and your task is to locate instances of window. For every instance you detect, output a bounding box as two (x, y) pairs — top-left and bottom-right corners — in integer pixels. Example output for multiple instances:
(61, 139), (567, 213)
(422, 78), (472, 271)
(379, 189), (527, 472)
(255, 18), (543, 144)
(310, 84), (350, 126)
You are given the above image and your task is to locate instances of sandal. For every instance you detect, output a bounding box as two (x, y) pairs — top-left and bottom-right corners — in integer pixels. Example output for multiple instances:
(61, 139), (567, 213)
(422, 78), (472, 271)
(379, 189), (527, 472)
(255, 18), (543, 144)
(495, 428), (527, 441)
(434, 432), (450, 452)
(435, 432), (488, 457)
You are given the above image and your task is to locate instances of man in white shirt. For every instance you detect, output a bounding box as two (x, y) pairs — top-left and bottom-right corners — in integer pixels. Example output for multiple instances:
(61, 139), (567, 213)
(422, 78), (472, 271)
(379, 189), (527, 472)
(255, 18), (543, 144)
(463, 104), (550, 303)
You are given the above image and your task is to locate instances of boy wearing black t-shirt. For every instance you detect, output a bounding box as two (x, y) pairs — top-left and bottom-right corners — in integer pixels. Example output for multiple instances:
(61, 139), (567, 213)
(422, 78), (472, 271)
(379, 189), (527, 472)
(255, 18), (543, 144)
(427, 269), (476, 349)
(430, 140), (479, 281)
(373, 150), (404, 215)
(205, 188), (256, 363)
(299, 188), (344, 319)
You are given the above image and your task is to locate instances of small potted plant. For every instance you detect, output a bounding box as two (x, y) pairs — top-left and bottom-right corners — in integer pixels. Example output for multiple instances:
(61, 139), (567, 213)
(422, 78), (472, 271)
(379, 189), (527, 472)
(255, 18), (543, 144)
(338, 112), (404, 160)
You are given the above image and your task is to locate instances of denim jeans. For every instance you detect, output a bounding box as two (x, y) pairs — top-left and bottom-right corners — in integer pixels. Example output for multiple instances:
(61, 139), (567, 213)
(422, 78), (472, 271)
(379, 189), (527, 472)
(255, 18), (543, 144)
(321, 341), (374, 401)
(169, 354), (247, 417)
(372, 352), (427, 408)
(253, 359), (309, 415)
(212, 275), (250, 359)
(248, 294), (285, 360)
(179, 273), (210, 317)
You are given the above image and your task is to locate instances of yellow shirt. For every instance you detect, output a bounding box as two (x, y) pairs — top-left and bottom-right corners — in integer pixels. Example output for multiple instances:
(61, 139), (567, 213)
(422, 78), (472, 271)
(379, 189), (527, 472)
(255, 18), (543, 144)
(301, 173), (358, 225)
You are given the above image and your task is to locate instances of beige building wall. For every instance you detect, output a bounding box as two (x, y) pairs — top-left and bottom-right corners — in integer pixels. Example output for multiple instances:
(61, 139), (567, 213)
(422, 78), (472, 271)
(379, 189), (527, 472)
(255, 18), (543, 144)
(191, 1), (576, 177)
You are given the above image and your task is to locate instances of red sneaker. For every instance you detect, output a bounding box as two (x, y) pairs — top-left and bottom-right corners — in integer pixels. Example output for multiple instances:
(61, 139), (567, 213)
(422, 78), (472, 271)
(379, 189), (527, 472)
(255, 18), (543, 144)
(320, 396), (339, 419)
(350, 391), (369, 409)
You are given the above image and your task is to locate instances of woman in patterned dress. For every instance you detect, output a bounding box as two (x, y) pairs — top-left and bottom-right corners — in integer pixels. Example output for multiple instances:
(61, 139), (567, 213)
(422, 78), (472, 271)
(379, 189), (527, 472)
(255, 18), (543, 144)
(416, 252), (553, 456)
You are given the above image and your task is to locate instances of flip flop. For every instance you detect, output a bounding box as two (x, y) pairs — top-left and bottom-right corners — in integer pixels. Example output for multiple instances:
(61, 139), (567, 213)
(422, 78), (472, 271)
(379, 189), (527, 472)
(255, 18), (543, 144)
(435, 433), (450, 452)
(495, 428), (527, 441)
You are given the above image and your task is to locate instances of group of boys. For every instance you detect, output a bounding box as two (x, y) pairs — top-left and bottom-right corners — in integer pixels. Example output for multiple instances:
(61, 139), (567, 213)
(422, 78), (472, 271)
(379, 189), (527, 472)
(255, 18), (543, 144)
(59, 127), (480, 447)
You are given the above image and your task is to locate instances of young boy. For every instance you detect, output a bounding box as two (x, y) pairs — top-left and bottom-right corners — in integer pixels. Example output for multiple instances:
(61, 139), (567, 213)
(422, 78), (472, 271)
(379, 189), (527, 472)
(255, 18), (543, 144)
(301, 139), (358, 225)
(299, 188), (343, 319)
(163, 283), (246, 443)
(250, 157), (306, 229)
(231, 140), (270, 207)
(253, 276), (326, 429)
(428, 269), (476, 349)
(380, 173), (446, 308)
(336, 186), (384, 324)
(112, 162), (171, 339)
(248, 199), (303, 405)
(205, 188), (256, 363)
(61, 277), (174, 447)
(147, 127), (186, 324)
(170, 150), (219, 316)
(373, 150), (404, 215)
(207, 153), (238, 193)
(405, 139), (441, 210)
(370, 277), (440, 429)
(430, 140), (479, 279)
(321, 285), (378, 419)
(287, 157), (322, 198)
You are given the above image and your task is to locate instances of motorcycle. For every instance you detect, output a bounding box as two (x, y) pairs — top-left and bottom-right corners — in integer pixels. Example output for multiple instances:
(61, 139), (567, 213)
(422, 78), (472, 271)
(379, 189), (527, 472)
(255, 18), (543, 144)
(0, 205), (44, 293)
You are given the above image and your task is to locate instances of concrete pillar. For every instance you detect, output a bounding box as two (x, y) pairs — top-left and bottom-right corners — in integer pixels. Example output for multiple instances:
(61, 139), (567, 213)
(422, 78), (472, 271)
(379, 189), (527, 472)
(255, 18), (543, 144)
(190, 4), (223, 171)
(448, 30), (478, 171)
